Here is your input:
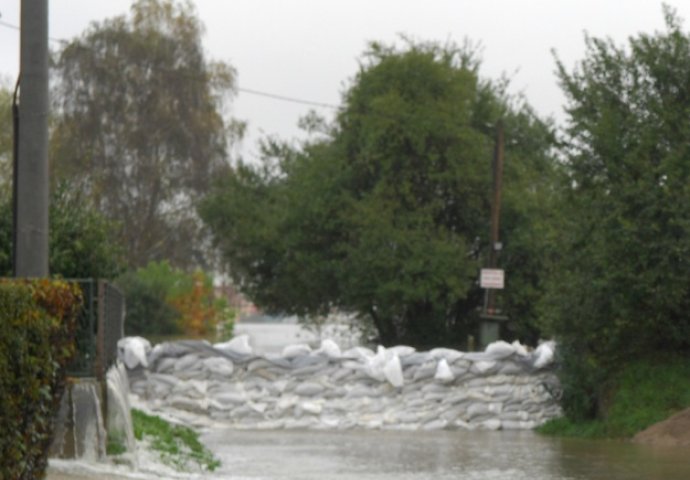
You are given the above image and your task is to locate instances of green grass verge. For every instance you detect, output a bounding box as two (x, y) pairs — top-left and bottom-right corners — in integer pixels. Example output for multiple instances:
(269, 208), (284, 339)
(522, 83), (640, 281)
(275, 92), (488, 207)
(538, 353), (690, 438)
(132, 409), (220, 472)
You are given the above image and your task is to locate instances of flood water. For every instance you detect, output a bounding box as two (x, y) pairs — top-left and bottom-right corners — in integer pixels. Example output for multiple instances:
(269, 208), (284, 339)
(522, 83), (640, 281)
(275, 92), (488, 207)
(202, 428), (690, 480)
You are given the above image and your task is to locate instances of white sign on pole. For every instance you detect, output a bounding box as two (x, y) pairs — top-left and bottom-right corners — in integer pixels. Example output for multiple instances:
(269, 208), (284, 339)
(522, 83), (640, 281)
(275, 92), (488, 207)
(480, 269), (505, 289)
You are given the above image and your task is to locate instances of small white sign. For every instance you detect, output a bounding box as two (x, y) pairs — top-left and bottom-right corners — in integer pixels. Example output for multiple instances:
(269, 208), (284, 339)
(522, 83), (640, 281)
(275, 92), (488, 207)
(480, 269), (505, 289)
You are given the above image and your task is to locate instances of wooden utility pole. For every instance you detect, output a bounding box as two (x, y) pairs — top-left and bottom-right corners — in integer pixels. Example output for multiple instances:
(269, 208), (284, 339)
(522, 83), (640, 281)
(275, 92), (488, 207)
(15, 0), (49, 277)
(486, 120), (504, 315)
(479, 121), (506, 348)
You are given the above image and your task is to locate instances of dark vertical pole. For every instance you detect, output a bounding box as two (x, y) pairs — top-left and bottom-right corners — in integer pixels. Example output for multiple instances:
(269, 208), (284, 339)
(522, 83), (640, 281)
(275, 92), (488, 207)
(15, 0), (49, 277)
(486, 120), (504, 315)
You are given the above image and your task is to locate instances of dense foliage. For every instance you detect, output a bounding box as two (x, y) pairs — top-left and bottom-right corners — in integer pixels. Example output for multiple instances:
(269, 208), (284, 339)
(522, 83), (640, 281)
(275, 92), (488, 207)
(540, 8), (690, 420)
(201, 40), (558, 347)
(0, 280), (83, 480)
(538, 353), (690, 438)
(117, 261), (232, 338)
(0, 182), (124, 279)
(51, 0), (242, 269)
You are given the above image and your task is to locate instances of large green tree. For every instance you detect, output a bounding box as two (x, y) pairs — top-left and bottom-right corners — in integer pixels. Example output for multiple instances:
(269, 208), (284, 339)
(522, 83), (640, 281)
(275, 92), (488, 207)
(202, 40), (558, 347)
(541, 7), (690, 419)
(51, 0), (242, 269)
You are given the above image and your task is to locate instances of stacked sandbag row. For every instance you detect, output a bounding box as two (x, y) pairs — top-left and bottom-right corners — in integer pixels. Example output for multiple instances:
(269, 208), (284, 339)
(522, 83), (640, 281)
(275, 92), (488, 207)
(118, 336), (561, 431)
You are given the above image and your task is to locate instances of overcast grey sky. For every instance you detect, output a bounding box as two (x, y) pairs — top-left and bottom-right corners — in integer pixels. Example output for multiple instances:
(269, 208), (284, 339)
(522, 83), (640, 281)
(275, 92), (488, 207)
(1, 1), (688, 161)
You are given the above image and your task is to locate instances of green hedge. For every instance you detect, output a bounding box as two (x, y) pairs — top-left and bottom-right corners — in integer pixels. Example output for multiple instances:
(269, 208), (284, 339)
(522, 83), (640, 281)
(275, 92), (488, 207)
(0, 279), (83, 480)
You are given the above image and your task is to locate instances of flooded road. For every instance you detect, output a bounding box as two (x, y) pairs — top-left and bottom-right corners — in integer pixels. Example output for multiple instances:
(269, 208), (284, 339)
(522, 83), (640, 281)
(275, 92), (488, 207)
(48, 425), (690, 479)
(202, 429), (690, 480)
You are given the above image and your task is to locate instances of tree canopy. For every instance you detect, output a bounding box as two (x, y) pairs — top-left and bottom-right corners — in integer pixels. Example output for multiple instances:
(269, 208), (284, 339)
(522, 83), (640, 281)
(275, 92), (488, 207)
(201, 40), (558, 347)
(51, 0), (242, 269)
(540, 7), (690, 419)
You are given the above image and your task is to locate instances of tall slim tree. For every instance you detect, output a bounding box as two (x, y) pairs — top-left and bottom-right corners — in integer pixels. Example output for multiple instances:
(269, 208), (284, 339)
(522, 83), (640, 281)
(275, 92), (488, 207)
(51, 0), (242, 269)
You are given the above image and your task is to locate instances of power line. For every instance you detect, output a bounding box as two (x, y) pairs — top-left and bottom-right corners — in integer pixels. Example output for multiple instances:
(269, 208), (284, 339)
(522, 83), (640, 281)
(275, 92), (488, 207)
(0, 20), (19, 32)
(237, 87), (338, 110)
(0, 19), (337, 110)
(0, 19), (66, 44)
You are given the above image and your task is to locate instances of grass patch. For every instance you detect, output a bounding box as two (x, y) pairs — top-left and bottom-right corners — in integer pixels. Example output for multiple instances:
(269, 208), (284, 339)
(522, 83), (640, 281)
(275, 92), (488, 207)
(106, 431), (127, 456)
(539, 353), (690, 438)
(537, 417), (607, 438)
(132, 409), (220, 472)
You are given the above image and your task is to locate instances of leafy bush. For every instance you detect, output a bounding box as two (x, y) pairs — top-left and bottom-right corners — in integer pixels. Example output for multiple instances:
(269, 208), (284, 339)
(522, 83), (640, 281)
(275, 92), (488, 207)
(0, 279), (83, 480)
(539, 353), (690, 438)
(0, 181), (125, 279)
(118, 261), (232, 338)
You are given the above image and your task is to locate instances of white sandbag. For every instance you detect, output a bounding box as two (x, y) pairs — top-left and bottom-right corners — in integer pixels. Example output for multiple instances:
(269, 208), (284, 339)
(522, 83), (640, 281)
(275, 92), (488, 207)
(117, 336), (151, 369)
(153, 357), (177, 374)
(248, 401), (268, 414)
(471, 360), (497, 375)
(291, 355), (328, 369)
(388, 345), (416, 358)
(501, 420), (535, 430)
(170, 379), (207, 398)
(282, 343), (312, 359)
(434, 359), (454, 383)
(315, 339), (342, 359)
(511, 340), (529, 357)
(498, 361), (525, 375)
(299, 401), (323, 415)
(399, 352), (431, 367)
(533, 341), (555, 369)
(284, 417), (319, 429)
(383, 354), (404, 388)
(203, 356), (234, 377)
(477, 418), (502, 430)
(149, 373), (179, 388)
(215, 334), (253, 356)
(214, 392), (247, 406)
(412, 362), (438, 381)
(429, 348), (464, 363)
(174, 353), (201, 372)
(466, 402), (490, 420)
(341, 346), (375, 360)
(276, 395), (298, 412)
(440, 405), (465, 422)
(484, 340), (515, 360)
(167, 395), (208, 413)
(422, 419), (448, 431)
(295, 382), (325, 397)
(362, 345), (389, 382)
(346, 385), (375, 398)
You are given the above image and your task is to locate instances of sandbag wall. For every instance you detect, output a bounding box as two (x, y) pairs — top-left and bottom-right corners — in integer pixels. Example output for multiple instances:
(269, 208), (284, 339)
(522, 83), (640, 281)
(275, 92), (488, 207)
(121, 337), (562, 431)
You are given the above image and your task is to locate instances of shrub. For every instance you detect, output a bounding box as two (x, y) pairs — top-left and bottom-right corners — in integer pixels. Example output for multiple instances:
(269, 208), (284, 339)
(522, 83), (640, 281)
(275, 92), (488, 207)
(0, 279), (83, 480)
(0, 182), (125, 279)
(117, 261), (231, 338)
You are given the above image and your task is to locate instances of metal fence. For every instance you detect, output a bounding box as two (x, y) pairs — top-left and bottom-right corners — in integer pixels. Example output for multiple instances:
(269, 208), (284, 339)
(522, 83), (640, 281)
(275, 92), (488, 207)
(67, 279), (125, 380)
